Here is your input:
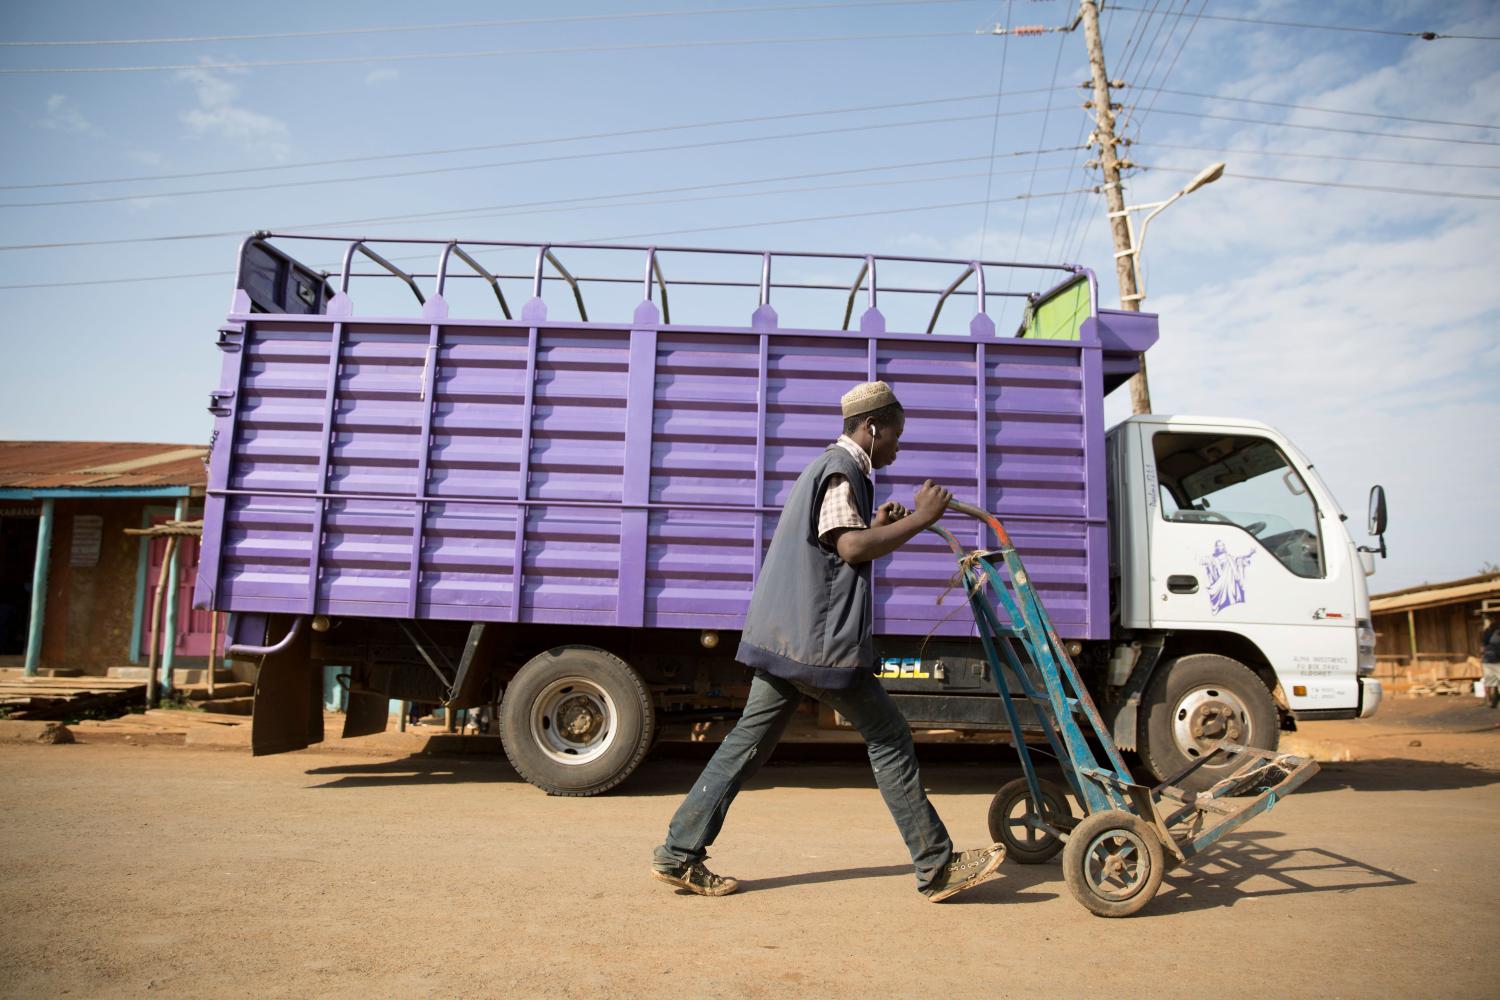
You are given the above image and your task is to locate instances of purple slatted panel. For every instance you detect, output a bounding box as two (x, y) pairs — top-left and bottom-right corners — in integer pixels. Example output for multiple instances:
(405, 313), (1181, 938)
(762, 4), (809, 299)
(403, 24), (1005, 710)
(875, 338), (981, 633)
(986, 340), (1090, 633)
(425, 328), (529, 499)
(523, 328), (628, 620)
(219, 496), (317, 609)
(317, 498), (417, 613)
(421, 325), (530, 617)
(218, 322), (329, 607)
(207, 306), (1117, 639)
(762, 335), (869, 508)
(522, 507), (621, 623)
(646, 331), (760, 624)
(316, 326), (426, 610)
(421, 502), (517, 614)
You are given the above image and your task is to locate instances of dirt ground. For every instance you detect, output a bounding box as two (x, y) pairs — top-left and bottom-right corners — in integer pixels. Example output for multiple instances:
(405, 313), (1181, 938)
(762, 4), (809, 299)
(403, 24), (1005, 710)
(1, 697), (1497, 1000)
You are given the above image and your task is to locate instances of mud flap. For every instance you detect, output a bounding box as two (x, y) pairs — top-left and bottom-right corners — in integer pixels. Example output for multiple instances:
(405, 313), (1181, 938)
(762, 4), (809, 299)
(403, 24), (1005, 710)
(342, 690), (391, 739)
(250, 620), (324, 756)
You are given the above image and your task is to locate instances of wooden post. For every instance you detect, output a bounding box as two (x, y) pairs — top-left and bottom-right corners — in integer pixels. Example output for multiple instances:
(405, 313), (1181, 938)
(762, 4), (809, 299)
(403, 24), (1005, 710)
(144, 537), (176, 707)
(1078, 0), (1150, 413)
(1406, 608), (1418, 663)
(207, 610), (219, 699)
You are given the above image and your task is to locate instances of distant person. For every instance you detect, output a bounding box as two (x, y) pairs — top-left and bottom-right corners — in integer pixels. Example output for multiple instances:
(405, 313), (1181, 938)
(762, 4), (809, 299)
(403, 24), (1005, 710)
(1482, 615), (1500, 710)
(650, 381), (1004, 902)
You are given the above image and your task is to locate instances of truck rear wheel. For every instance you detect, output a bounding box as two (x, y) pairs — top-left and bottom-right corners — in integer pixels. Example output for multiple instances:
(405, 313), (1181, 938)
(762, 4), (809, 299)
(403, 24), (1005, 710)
(1139, 653), (1277, 793)
(499, 646), (655, 796)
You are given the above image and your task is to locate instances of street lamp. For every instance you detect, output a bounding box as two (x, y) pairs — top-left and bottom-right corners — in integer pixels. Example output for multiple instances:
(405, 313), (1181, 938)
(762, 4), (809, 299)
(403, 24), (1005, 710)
(1110, 161), (1225, 307)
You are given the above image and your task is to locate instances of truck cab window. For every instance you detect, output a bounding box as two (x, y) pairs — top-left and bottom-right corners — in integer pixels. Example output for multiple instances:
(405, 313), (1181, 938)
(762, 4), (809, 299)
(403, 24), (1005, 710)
(1151, 431), (1324, 579)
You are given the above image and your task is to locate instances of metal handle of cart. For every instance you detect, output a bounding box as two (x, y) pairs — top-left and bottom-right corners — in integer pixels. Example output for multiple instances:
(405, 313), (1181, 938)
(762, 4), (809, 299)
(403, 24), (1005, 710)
(929, 500), (1320, 917)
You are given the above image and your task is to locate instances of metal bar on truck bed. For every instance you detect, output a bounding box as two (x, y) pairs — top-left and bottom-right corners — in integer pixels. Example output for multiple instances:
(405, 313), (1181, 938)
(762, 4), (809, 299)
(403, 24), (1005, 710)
(436, 242), (511, 319)
(333, 270), (1034, 301)
(841, 258), (870, 331)
(204, 485), (1111, 524)
(340, 241), (425, 304)
(531, 246), (588, 321)
(926, 264), (975, 334)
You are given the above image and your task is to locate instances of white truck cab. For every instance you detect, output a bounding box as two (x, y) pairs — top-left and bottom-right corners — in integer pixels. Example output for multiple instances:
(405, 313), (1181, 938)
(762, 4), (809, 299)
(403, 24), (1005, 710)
(1106, 415), (1384, 782)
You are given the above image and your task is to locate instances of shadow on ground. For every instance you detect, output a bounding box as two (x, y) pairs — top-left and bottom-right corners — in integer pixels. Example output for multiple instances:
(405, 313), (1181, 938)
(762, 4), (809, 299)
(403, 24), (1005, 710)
(303, 755), (524, 788)
(1302, 757), (1500, 793)
(298, 743), (1500, 798)
(1145, 829), (1414, 916)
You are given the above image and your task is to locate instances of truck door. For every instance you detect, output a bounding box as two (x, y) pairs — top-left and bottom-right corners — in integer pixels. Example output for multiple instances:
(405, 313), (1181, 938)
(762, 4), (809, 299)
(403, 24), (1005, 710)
(1144, 425), (1357, 713)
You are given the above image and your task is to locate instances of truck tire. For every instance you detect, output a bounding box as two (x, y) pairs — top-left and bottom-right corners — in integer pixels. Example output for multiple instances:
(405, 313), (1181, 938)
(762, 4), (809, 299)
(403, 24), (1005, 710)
(1139, 653), (1277, 793)
(499, 645), (654, 796)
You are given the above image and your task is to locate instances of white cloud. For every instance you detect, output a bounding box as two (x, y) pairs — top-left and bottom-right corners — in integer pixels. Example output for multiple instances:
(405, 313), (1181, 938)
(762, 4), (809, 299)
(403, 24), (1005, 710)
(41, 94), (93, 133)
(365, 67), (400, 86)
(175, 63), (290, 158)
(1088, 8), (1500, 589)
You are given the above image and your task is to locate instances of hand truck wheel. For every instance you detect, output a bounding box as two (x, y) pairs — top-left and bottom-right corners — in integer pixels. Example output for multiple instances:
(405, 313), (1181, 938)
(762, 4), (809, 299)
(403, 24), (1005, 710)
(987, 777), (1071, 864)
(1061, 809), (1166, 917)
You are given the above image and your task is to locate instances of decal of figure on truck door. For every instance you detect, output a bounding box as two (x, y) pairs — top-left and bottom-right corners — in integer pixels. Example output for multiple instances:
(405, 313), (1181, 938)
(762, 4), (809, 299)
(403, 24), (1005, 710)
(1201, 540), (1253, 614)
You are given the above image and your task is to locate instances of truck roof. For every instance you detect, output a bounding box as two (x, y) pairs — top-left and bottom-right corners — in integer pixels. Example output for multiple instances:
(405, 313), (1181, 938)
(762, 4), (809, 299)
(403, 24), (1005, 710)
(1118, 413), (1279, 435)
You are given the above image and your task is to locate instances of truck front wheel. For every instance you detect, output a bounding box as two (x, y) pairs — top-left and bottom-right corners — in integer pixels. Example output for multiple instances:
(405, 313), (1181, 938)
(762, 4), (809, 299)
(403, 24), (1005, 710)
(499, 646), (655, 796)
(1139, 654), (1277, 792)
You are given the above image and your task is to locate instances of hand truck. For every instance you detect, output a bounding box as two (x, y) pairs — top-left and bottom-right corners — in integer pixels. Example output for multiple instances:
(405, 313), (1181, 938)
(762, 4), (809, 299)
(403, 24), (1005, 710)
(931, 501), (1319, 917)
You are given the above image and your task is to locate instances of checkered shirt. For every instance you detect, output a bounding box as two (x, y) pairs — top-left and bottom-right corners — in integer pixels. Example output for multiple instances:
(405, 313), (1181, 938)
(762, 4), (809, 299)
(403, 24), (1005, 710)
(817, 435), (873, 545)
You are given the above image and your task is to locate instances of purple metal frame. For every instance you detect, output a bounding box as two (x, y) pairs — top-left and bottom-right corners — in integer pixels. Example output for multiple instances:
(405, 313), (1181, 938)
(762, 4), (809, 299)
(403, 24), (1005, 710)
(196, 236), (1157, 642)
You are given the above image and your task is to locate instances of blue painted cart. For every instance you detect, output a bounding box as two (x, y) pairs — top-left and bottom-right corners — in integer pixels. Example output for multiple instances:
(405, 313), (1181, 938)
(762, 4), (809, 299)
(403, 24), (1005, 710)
(933, 501), (1319, 917)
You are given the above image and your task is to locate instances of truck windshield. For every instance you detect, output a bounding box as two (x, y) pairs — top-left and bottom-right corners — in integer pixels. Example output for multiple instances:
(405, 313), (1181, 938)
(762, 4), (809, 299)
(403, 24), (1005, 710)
(1153, 431), (1324, 579)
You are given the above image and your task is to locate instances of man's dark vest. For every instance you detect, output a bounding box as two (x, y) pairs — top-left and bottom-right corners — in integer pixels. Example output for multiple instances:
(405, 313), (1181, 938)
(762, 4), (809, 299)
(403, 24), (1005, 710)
(736, 446), (875, 689)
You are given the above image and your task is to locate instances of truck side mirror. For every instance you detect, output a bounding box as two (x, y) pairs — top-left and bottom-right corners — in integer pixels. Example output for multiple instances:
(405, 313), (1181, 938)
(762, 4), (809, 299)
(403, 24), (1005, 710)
(1367, 485), (1387, 537)
(1362, 485), (1388, 559)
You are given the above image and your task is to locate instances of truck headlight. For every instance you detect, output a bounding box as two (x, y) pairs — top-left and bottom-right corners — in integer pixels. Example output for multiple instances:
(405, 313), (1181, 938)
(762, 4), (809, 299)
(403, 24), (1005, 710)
(1356, 618), (1377, 677)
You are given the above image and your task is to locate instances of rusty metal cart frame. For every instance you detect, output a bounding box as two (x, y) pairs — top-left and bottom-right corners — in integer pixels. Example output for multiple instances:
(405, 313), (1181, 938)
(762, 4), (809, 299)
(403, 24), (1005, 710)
(932, 502), (1319, 917)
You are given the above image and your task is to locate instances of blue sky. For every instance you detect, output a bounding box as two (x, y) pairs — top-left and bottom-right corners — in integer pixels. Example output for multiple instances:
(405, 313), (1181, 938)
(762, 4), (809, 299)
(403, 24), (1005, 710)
(0, 0), (1495, 591)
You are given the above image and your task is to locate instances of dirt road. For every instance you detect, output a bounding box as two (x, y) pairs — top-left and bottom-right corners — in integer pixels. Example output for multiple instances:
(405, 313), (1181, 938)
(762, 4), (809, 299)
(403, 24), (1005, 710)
(2, 699), (1497, 1000)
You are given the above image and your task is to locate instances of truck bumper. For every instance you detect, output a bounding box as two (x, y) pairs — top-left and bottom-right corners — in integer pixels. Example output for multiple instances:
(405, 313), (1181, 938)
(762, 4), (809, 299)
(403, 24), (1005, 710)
(1358, 677), (1383, 719)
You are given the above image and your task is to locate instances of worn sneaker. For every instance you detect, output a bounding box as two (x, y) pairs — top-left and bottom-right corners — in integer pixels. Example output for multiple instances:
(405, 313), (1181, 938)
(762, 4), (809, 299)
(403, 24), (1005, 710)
(651, 858), (740, 897)
(922, 845), (1006, 902)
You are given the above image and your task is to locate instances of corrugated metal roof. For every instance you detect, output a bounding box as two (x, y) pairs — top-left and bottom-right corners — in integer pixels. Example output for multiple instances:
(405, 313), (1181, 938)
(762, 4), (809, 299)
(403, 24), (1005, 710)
(0, 441), (207, 490)
(1370, 575), (1500, 615)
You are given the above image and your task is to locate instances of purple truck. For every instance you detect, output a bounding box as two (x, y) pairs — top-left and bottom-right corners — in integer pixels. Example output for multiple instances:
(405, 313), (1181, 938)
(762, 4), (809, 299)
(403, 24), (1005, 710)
(200, 234), (1385, 795)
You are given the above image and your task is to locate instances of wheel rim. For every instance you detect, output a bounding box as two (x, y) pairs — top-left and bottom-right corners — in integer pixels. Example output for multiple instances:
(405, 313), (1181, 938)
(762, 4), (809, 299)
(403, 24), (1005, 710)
(1171, 684), (1251, 763)
(1003, 792), (1055, 850)
(1082, 827), (1152, 902)
(529, 675), (617, 766)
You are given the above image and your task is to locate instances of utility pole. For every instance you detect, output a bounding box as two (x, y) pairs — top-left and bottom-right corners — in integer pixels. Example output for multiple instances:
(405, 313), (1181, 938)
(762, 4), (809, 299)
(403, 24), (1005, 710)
(1078, 0), (1151, 414)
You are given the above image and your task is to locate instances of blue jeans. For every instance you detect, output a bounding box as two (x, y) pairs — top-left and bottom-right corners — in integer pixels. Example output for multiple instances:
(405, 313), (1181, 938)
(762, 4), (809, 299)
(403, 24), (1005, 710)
(653, 669), (953, 891)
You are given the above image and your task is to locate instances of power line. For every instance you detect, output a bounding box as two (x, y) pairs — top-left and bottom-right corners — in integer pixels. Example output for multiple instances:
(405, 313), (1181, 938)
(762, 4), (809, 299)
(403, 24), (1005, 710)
(0, 1), (985, 46)
(0, 155), (1085, 251)
(1009, 29), (1071, 262)
(0, 86), (1070, 192)
(1135, 141), (1500, 171)
(1141, 164), (1500, 200)
(1113, 0), (1167, 85)
(977, 0), (1016, 259)
(1128, 0), (1206, 135)
(0, 30), (977, 74)
(0, 187), (1095, 291)
(1144, 107), (1500, 146)
(1140, 87), (1499, 132)
(1102, 5), (1500, 40)
(0, 106), (1062, 209)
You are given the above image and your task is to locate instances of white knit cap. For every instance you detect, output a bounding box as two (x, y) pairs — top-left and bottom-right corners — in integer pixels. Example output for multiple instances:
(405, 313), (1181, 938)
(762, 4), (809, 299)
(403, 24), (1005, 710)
(840, 380), (900, 418)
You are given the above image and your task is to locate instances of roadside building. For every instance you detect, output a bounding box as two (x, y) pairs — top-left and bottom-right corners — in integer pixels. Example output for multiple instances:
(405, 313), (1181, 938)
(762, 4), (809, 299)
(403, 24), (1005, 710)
(1369, 573), (1500, 691)
(0, 441), (214, 676)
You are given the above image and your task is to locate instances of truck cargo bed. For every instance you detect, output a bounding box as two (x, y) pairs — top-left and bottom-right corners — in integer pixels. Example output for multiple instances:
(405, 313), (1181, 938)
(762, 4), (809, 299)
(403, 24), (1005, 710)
(198, 237), (1156, 641)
